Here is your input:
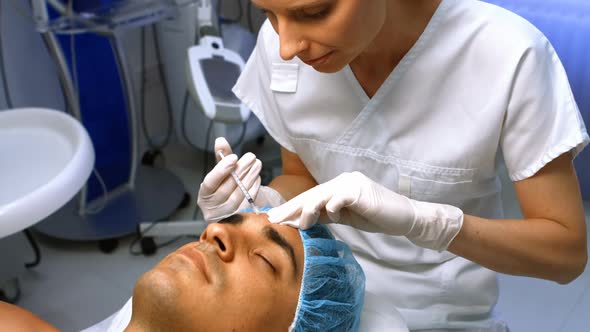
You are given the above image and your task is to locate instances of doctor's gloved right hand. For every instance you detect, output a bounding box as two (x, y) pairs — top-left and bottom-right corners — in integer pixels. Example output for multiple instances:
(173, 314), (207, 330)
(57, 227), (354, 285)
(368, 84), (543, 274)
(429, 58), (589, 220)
(267, 171), (464, 252)
(197, 137), (285, 222)
(197, 137), (261, 222)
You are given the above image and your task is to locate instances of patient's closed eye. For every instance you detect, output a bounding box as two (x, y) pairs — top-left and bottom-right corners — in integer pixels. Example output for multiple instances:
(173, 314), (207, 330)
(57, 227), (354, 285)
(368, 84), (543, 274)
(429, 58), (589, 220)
(258, 254), (276, 273)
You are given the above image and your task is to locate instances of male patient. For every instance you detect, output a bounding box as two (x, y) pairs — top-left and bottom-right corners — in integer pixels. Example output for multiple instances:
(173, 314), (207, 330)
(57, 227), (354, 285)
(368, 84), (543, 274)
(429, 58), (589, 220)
(0, 210), (366, 331)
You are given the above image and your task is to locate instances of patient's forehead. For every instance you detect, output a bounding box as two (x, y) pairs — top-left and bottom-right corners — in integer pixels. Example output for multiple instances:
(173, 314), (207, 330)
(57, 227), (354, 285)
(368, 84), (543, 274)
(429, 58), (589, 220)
(242, 211), (273, 223)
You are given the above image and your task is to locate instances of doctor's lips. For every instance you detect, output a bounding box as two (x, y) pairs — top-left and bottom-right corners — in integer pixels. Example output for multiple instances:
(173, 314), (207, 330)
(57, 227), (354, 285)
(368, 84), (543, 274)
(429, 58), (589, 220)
(178, 245), (210, 282)
(302, 51), (334, 66)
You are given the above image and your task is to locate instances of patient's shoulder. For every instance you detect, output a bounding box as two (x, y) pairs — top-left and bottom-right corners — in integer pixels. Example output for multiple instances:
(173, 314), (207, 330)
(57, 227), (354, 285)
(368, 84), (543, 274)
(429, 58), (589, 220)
(0, 301), (60, 332)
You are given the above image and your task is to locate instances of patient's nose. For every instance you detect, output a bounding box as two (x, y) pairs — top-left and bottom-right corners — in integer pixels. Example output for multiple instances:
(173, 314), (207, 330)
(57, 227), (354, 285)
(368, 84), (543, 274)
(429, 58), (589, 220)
(200, 223), (235, 262)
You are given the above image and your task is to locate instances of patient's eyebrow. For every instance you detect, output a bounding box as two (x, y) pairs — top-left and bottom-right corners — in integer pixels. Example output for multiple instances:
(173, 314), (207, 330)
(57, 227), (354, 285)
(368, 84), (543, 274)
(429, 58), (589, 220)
(220, 215), (298, 277)
(218, 214), (244, 225)
(263, 226), (298, 278)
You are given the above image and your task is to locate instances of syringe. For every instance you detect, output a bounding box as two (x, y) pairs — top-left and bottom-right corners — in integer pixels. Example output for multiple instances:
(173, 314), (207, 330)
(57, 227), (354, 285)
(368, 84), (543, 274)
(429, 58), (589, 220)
(217, 151), (261, 215)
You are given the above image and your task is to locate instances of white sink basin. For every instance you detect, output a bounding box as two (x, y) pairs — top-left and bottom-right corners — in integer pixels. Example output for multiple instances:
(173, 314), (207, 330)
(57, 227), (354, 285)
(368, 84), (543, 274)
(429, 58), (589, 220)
(0, 108), (94, 238)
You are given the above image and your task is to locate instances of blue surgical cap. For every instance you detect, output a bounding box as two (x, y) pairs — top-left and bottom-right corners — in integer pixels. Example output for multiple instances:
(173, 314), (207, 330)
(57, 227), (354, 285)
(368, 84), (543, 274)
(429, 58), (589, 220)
(241, 206), (366, 332)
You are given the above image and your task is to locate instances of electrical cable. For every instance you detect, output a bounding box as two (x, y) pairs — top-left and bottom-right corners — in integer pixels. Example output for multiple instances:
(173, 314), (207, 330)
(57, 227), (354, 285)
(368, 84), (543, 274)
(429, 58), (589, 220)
(151, 24), (174, 148)
(139, 27), (151, 147)
(84, 169), (109, 214)
(193, 118), (216, 220)
(129, 233), (187, 256)
(139, 25), (174, 152)
(139, 27), (158, 150)
(128, 219), (188, 256)
(23, 230), (41, 268)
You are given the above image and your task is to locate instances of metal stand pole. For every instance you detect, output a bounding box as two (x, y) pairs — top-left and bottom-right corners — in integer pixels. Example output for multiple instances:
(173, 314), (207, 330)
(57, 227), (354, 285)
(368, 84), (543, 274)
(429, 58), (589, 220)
(109, 31), (139, 189)
(40, 31), (89, 214)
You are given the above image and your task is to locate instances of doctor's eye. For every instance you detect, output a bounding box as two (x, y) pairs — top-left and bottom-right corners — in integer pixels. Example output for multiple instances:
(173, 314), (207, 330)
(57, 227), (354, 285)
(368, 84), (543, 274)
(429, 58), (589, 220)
(298, 6), (332, 21)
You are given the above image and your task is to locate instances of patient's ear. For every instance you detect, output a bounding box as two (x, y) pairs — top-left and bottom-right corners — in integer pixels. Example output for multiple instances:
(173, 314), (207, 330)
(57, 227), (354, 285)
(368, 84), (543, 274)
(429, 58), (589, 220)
(0, 301), (60, 332)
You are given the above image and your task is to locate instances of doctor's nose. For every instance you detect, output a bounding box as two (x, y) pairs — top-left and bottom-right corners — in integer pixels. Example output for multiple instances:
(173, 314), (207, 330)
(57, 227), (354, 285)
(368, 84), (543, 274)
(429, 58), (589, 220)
(280, 38), (309, 61)
(277, 23), (309, 60)
(200, 223), (235, 262)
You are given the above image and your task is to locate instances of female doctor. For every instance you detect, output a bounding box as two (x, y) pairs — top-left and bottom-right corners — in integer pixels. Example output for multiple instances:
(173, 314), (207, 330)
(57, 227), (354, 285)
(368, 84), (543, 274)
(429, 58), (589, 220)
(197, 0), (589, 330)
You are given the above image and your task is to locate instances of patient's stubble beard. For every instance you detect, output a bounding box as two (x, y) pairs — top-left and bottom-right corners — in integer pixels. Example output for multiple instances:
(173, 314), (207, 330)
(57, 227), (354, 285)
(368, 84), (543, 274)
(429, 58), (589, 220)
(129, 242), (224, 331)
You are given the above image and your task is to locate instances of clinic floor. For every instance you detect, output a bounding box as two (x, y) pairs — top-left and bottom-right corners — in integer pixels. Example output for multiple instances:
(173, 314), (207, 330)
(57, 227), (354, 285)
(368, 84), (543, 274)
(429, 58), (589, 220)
(9, 139), (590, 332)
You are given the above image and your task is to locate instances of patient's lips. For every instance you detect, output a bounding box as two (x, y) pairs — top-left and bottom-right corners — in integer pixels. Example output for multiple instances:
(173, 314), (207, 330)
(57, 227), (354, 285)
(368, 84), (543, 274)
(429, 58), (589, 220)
(178, 245), (210, 283)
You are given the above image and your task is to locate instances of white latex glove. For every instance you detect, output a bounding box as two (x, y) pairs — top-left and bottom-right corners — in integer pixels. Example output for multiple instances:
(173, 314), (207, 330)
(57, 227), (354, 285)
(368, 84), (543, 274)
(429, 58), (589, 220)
(197, 137), (285, 222)
(267, 172), (463, 252)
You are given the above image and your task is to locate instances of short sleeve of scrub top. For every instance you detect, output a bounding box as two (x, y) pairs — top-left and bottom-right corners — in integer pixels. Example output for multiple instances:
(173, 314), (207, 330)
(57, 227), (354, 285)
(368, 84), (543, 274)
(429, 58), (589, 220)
(233, 21), (296, 153)
(499, 34), (589, 181)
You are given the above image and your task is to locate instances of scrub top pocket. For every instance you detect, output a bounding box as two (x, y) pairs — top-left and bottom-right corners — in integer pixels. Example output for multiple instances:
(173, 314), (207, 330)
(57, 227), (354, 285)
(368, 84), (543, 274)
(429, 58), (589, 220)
(397, 163), (477, 205)
(270, 63), (299, 93)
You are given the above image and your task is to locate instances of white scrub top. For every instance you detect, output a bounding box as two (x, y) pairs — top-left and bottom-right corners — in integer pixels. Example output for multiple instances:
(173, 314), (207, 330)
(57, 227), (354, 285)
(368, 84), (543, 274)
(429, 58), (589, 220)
(232, 0), (589, 330)
(81, 298), (132, 332)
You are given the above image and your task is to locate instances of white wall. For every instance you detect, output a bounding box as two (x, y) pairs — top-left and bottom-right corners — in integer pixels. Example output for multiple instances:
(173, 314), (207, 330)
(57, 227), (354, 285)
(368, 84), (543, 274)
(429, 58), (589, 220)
(0, 1), (65, 111)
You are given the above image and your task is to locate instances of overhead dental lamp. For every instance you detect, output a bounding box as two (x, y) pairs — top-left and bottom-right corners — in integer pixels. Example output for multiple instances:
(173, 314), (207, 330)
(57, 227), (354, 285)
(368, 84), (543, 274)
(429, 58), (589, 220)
(185, 0), (249, 123)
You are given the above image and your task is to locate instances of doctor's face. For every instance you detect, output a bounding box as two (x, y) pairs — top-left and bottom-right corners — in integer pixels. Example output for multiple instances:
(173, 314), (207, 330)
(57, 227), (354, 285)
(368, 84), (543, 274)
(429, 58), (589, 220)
(130, 213), (304, 331)
(252, 0), (388, 73)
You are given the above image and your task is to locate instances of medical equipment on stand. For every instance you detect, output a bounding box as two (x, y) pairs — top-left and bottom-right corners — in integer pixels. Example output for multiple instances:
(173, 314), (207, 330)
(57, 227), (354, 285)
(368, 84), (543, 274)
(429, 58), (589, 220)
(154, 0), (259, 150)
(185, 1), (249, 124)
(166, 0), (258, 152)
(217, 151), (261, 215)
(29, 0), (192, 251)
(137, 0), (265, 244)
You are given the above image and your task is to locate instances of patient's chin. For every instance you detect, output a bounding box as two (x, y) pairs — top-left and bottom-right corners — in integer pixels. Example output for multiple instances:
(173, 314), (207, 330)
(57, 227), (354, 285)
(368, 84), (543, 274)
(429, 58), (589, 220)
(133, 269), (183, 319)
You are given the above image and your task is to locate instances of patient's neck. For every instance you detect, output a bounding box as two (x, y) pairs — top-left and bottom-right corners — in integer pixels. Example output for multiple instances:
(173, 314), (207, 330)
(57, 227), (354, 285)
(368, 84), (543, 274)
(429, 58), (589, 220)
(125, 319), (179, 332)
(124, 321), (146, 332)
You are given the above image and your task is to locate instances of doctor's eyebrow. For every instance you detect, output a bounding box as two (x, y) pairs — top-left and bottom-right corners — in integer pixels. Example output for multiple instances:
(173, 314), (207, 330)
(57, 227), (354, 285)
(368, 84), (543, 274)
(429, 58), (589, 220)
(263, 225), (298, 278)
(251, 0), (333, 13)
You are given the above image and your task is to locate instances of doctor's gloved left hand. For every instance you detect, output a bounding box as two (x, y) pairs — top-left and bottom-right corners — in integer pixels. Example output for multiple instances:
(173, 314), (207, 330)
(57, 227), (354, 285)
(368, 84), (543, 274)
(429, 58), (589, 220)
(267, 172), (464, 252)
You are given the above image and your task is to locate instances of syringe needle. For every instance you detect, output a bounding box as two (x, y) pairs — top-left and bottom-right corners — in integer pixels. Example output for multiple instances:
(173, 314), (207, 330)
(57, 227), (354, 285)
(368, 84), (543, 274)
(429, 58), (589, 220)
(217, 151), (260, 215)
